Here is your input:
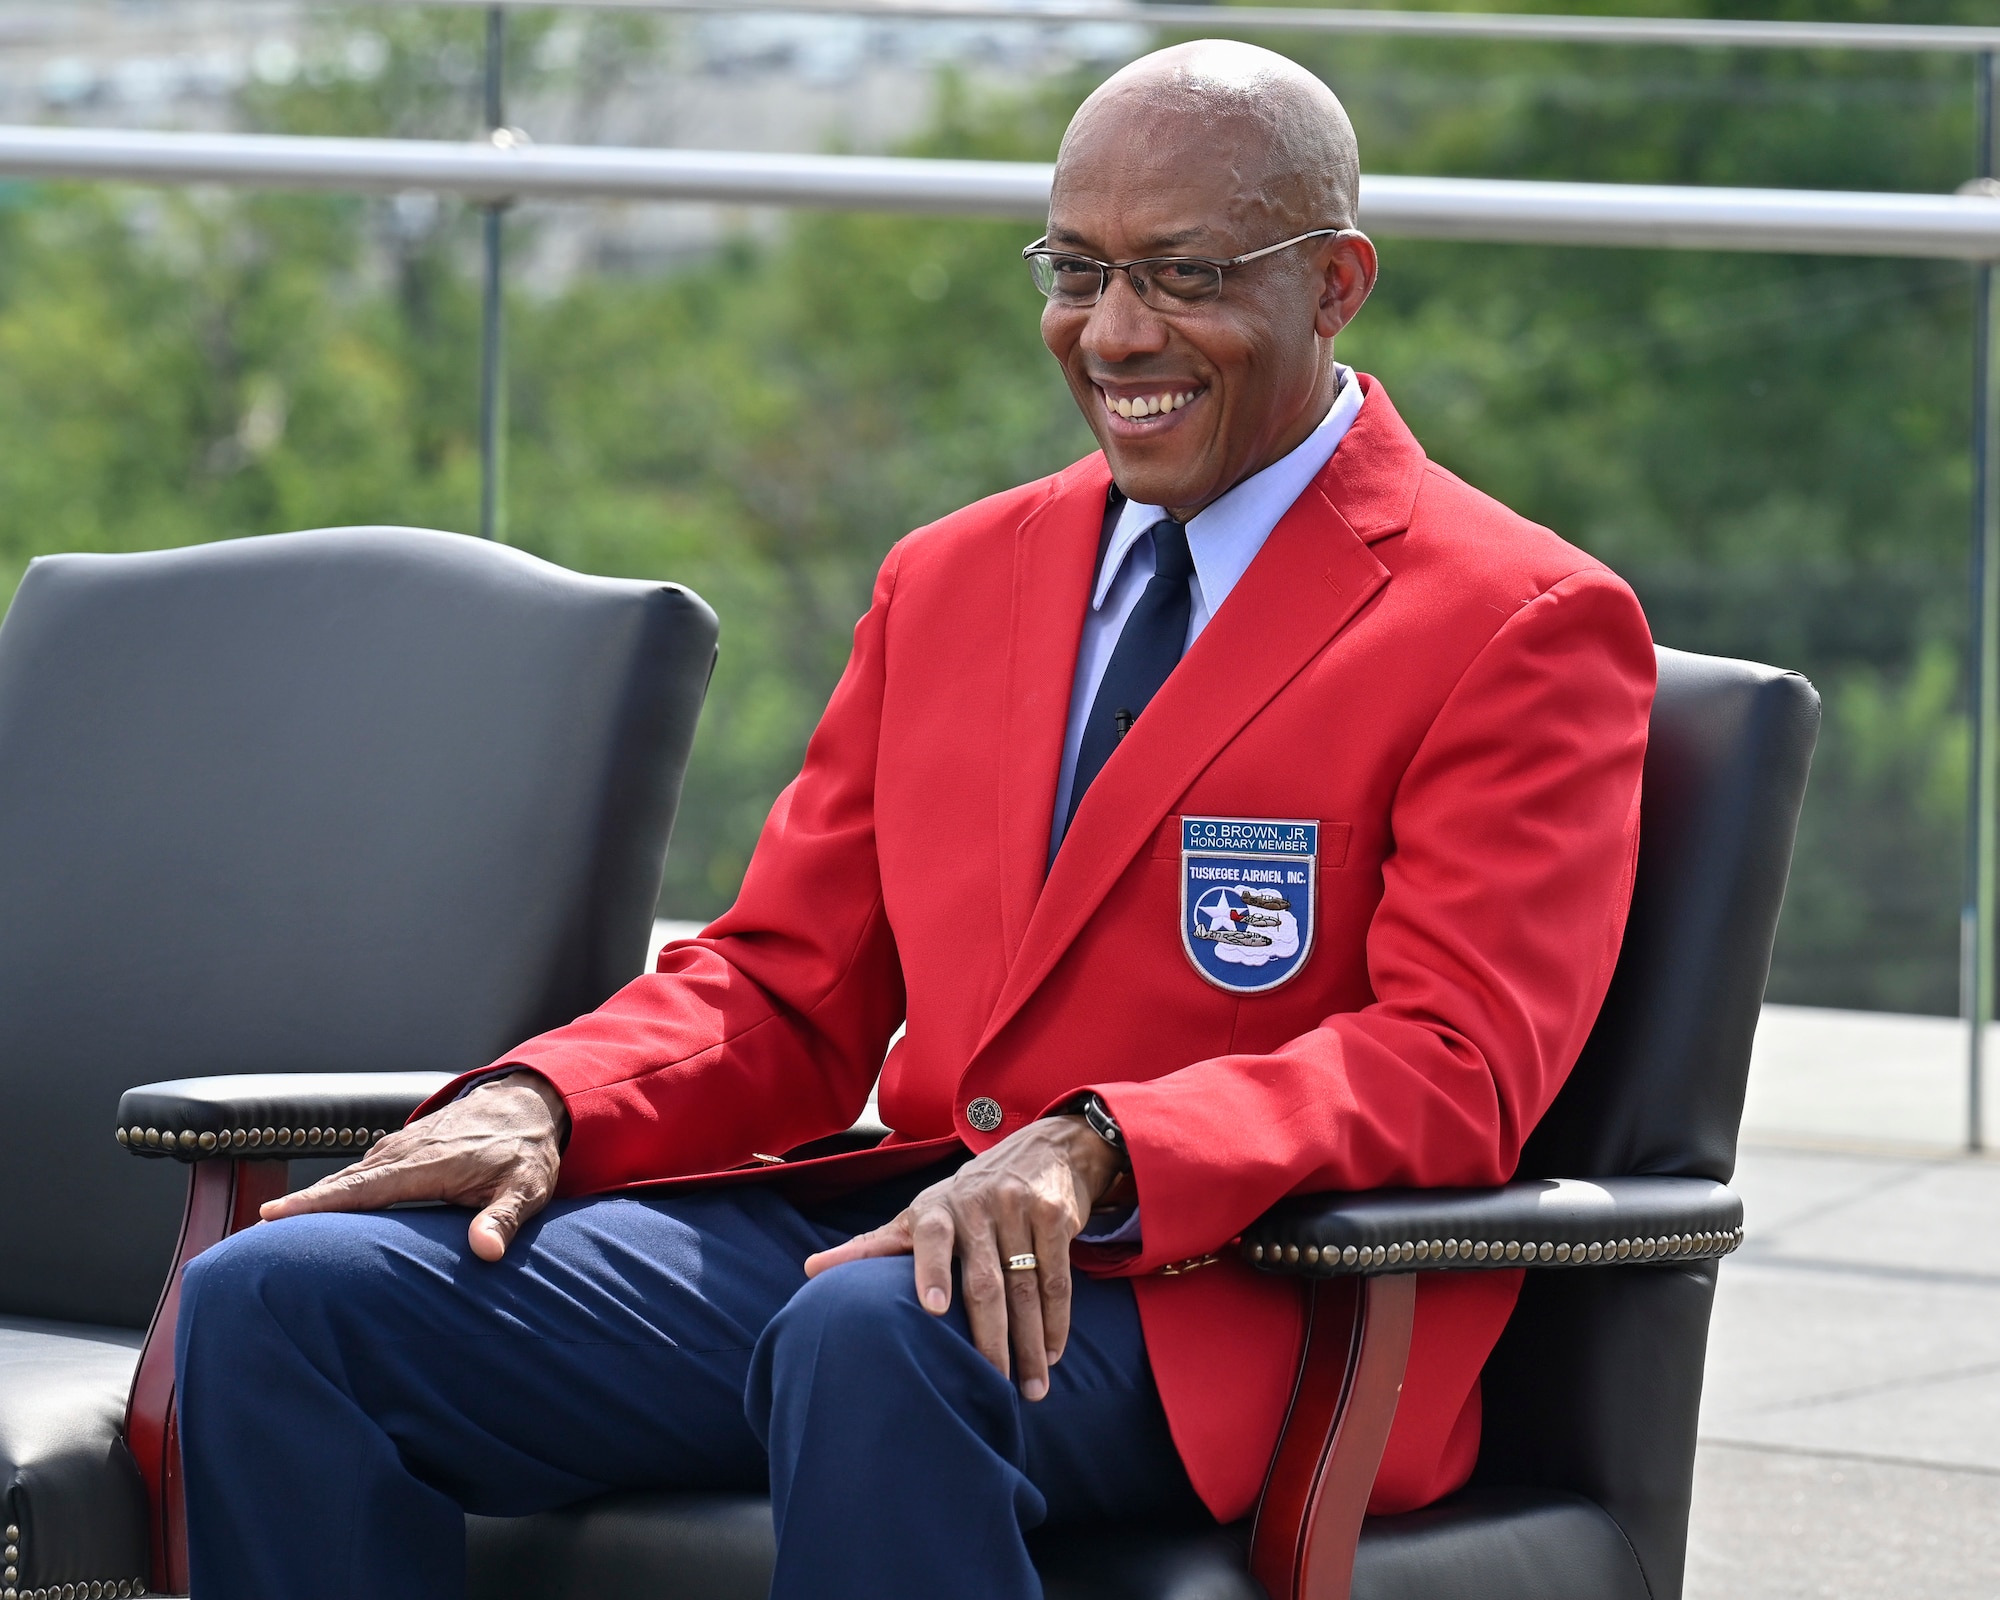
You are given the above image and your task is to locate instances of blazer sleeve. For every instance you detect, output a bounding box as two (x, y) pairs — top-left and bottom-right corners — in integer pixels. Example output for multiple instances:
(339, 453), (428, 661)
(1082, 568), (1656, 1275)
(416, 546), (912, 1196)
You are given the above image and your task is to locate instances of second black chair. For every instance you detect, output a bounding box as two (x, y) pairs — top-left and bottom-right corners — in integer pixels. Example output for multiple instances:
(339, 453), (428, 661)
(0, 525), (717, 1599)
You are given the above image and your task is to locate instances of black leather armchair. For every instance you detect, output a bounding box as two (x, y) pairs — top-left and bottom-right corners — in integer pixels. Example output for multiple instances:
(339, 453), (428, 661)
(115, 646), (1816, 1600)
(481, 645), (1813, 1600)
(0, 527), (717, 1600)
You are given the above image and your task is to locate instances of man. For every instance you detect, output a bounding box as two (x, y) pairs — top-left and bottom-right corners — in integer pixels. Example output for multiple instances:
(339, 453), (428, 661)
(176, 39), (1654, 1600)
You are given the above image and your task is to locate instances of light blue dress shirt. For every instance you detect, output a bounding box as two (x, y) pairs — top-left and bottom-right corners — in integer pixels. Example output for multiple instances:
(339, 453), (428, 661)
(1048, 367), (1366, 861)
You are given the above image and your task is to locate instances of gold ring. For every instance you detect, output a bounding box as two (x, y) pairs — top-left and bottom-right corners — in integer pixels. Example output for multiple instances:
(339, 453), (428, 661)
(1004, 1252), (1039, 1272)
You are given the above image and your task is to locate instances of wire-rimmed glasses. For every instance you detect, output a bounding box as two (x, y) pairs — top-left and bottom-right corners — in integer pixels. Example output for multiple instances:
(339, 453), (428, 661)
(1022, 228), (1356, 309)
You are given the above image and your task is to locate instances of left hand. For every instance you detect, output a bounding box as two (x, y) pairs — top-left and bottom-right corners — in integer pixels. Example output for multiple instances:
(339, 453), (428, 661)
(804, 1114), (1128, 1401)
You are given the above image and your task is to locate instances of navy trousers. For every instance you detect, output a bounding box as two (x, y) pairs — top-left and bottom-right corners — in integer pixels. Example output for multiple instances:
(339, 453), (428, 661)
(174, 1163), (1204, 1600)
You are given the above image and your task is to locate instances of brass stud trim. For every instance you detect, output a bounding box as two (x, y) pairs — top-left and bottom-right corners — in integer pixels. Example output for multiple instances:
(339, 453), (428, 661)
(1241, 1223), (1742, 1273)
(117, 1124), (386, 1159)
(0, 1582), (142, 1600)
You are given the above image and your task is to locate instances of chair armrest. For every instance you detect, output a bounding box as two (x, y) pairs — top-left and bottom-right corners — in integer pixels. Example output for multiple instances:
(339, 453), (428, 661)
(1240, 1175), (1742, 1275)
(115, 1071), (455, 1160)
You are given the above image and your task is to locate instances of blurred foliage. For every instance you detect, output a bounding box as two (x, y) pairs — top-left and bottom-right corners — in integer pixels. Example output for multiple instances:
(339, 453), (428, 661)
(0, 2), (1991, 1010)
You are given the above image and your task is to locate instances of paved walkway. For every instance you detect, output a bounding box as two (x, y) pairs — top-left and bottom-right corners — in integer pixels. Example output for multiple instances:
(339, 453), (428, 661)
(1692, 1142), (2000, 1599)
(1744, 1003), (1985, 1153)
(1700, 1006), (2000, 1595)
(653, 927), (1999, 1595)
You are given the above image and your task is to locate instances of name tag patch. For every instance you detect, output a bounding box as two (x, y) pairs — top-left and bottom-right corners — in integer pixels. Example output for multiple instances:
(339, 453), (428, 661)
(1180, 815), (1318, 994)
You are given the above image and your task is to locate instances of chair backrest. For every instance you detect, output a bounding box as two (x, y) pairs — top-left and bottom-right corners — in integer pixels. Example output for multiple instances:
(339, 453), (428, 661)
(1520, 647), (1821, 1184)
(1474, 647), (1820, 1600)
(0, 527), (718, 1329)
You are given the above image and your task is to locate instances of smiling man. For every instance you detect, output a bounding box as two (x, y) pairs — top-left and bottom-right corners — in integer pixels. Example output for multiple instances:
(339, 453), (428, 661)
(173, 40), (1656, 1600)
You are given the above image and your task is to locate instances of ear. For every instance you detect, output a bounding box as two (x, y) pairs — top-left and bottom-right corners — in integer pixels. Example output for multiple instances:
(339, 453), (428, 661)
(1314, 231), (1378, 340)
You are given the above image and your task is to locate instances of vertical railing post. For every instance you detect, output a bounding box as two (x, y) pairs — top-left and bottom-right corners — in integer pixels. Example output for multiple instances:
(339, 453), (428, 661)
(478, 5), (507, 542)
(1965, 51), (1998, 1153)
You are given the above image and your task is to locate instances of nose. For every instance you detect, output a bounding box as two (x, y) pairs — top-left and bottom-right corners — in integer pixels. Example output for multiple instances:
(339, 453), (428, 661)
(1078, 269), (1169, 365)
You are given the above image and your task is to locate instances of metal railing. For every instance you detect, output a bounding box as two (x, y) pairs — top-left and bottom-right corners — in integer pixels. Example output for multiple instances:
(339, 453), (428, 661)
(12, 4), (2000, 1145)
(426, 0), (2000, 57)
(6, 124), (1999, 256)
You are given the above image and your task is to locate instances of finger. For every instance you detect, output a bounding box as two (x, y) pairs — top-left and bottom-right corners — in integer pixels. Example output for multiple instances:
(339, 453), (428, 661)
(469, 1151), (561, 1262)
(910, 1204), (957, 1316)
(1031, 1202), (1075, 1373)
(259, 1152), (428, 1220)
(468, 1192), (523, 1262)
(955, 1213), (1011, 1380)
(998, 1225), (1050, 1401)
(803, 1217), (913, 1279)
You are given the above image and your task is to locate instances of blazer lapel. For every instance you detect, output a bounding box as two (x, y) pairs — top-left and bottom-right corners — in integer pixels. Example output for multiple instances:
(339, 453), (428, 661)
(994, 456), (1115, 959)
(973, 375), (1429, 1057)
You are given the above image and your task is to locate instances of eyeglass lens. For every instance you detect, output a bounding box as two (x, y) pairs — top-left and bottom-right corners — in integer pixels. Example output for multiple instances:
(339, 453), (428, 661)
(1027, 254), (1224, 307)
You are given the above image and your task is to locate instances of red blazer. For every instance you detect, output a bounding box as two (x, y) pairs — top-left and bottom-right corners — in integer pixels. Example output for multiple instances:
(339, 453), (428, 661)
(421, 376), (1655, 1523)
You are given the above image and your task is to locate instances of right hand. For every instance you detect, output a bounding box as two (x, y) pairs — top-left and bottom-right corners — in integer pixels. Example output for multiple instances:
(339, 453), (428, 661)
(259, 1072), (568, 1261)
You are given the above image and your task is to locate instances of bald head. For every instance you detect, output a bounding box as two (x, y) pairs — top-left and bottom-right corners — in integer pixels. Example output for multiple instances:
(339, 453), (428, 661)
(1059, 41), (1359, 236)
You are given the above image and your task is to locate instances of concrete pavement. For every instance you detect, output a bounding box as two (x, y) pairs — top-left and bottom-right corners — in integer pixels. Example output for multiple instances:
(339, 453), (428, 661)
(1692, 1142), (2000, 1598)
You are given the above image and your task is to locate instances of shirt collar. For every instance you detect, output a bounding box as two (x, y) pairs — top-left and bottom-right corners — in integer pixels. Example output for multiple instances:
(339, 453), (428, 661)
(1092, 366), (1365, 612)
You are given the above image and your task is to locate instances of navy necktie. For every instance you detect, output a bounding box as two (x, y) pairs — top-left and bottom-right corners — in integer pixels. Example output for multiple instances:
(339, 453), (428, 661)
(1062, 517), (1194, 839)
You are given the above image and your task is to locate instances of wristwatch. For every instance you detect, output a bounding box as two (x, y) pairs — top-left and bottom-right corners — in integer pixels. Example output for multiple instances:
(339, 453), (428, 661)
(1069, 1091), (1125, 1153)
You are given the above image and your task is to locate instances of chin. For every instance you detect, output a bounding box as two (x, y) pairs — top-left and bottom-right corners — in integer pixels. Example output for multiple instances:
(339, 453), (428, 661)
(1105, 460), (1203, 511)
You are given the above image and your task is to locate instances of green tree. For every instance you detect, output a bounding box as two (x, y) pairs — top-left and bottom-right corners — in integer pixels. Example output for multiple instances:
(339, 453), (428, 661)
(0, 3), (1990, 1010)
(1259, 0), (1987, 1011)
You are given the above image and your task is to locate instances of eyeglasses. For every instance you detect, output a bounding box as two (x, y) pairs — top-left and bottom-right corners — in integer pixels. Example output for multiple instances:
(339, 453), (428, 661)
(1021, 228), (1356, 310)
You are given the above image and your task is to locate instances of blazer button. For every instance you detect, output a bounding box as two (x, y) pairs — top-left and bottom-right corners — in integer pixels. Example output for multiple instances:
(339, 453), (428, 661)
(965, 1097), (1004, 1133)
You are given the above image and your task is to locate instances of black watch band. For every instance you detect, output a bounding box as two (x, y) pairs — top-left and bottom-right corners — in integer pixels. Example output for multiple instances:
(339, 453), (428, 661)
(1075, 1092), (1125, 1152)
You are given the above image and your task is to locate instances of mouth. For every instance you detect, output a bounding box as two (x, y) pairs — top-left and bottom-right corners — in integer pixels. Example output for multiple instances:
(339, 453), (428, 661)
(1094, 382), (1205, 437)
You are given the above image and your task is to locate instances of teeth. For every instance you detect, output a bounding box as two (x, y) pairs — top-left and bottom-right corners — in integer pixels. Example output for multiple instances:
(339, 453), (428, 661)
(1106, 389), (1196, 420)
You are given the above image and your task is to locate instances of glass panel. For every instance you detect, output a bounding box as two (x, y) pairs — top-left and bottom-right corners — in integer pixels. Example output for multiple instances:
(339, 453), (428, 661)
(0, 2), (1984, 1017)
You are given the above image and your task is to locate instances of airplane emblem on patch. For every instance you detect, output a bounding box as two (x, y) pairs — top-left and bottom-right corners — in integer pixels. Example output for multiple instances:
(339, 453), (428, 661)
(1180, 815), (1318, 994)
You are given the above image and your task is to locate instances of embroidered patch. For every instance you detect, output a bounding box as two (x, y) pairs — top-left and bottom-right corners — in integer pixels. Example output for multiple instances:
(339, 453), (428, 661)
(1180, 816), (1318, 994)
